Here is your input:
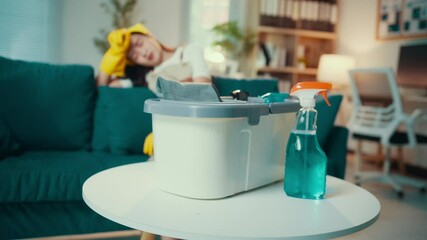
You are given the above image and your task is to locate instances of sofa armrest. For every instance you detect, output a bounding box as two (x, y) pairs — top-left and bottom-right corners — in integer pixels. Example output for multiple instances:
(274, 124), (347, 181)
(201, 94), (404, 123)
(323, 126), (349, 179)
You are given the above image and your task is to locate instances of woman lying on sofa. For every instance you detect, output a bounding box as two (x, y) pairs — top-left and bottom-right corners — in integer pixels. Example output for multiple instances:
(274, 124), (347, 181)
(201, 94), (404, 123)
(96, 23), (211, 93)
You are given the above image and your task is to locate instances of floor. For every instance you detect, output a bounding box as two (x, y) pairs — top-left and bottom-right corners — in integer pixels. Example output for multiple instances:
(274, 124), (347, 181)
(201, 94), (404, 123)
(337, 154), (427, 240)
(103, 153), (427, 240)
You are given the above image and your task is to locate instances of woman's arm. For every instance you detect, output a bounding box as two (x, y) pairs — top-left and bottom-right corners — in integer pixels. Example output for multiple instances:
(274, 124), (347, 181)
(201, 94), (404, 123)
(96, 71), (112, 86)
(96, 72), (134, 88)
(192, 76), (211, 83)
(180, 76), (211, 83)
(183, 44), (212, 83)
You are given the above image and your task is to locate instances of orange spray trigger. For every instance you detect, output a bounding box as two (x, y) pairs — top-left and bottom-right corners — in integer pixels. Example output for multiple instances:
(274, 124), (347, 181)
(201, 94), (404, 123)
(290, 81), (332, 108)
(320, 91), (331, 107)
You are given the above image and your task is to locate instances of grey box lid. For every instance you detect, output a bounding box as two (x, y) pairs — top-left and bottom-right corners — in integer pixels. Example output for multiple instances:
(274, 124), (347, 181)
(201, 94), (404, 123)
(269, 99), (300, 114)
(144, 97), (299, 125)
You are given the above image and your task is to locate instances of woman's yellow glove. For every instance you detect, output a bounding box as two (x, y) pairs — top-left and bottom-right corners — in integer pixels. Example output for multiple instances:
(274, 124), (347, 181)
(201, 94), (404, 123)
(99, 28), (131, 77)
(99, 23), (152, 77)
(143, 132), (154, 156)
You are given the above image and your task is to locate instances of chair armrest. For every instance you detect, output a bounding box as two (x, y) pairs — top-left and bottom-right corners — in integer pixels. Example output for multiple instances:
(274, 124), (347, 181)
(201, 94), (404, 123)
(323, 126), (349, 179)
(401, 108), (427, 147)
(410, 108), (427, 122)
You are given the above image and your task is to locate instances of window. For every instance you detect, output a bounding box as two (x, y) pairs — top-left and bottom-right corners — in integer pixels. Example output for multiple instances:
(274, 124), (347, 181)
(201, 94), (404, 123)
(188, 0), (230, 49)
(0, 0), (60, 62)
(188, 0), (249, 75)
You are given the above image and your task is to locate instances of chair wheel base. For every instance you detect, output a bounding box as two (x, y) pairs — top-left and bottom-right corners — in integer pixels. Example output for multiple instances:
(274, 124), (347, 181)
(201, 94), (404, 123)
(397, 191), (404, 199)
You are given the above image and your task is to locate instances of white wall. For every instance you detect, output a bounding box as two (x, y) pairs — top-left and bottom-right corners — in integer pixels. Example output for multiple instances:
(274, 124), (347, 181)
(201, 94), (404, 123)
(60, 0), (108, 67)
(338, 0), (409, 70)
(132, 0), (189, 47)
(60, 0), (188, 71)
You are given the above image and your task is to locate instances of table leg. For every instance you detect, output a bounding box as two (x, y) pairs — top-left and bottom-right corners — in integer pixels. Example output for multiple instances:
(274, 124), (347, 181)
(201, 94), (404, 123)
(141, 232), (156, 240)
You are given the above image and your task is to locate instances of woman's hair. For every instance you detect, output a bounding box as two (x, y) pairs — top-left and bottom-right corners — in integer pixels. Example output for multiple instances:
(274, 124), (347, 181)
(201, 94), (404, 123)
(125, 64), (153, 87)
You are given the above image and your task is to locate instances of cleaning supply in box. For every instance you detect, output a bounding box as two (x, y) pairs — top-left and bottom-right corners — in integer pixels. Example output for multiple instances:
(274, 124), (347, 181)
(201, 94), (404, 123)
(259, 92), (290, 103)
(144, 97), (299, 199)
(284, 82), (332, 200)
(156, 77), (222, 102)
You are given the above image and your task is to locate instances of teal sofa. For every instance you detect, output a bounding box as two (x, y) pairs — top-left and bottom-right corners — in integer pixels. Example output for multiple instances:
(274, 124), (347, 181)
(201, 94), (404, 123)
(0, 56), (156, 239)
(0, 57), (348, 240)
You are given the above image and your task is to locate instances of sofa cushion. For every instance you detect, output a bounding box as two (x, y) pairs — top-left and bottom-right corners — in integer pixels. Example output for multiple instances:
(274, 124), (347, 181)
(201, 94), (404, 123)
(212, 76), (279, 97)
(0, 151), (149, 202)
(0, 119), (20, 159)
(315, 94), (342, 148)
(92, 87), (156, 155)
(91, 89), (110, 152)
(0, 57), (95, 151)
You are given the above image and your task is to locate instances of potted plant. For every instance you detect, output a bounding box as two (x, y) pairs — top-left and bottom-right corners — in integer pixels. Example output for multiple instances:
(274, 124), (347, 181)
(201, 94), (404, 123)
(211, 21), (257, 59)
(93, 0), (138, 54)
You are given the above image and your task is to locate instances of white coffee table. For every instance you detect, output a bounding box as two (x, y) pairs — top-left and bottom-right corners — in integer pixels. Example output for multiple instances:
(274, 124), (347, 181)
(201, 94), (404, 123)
(83, 162), (380, 240)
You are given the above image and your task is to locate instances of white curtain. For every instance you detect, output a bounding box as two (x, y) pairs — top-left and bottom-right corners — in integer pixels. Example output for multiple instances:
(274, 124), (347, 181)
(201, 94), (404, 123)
(0, 0), (60, 62)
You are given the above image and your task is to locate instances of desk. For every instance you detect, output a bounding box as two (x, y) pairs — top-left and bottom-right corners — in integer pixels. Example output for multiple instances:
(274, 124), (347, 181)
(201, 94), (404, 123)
(83, 162), (380, 240)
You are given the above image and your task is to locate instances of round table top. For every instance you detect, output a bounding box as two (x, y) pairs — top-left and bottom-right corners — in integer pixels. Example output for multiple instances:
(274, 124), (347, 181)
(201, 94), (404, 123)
(83, 162), (380, 240)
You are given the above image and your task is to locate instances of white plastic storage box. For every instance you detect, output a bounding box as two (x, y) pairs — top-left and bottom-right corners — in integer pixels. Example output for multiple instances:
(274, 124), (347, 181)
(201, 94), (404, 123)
(144, 98), (299, 199)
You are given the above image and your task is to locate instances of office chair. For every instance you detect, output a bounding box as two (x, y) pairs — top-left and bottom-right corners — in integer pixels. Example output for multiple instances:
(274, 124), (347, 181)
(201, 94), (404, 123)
(348, 67), (427, 198)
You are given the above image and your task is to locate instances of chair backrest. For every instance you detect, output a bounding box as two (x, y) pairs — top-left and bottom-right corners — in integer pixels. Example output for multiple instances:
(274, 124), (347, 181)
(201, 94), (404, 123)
(348, 67), (404, 145)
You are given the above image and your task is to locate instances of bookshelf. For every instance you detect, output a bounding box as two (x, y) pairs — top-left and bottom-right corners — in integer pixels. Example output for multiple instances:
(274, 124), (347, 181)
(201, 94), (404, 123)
(256, 0), (339, 91)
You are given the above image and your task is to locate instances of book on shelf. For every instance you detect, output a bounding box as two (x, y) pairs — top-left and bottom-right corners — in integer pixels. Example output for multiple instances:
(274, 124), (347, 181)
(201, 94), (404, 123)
(272, 46), (287, 68)
(280, 0), (297, 29)
(257, 42), (288, 68)
(329, 0), (337, 32)
(260, 0), (337, 32)
(300, 0), (337, 32)
(257, 43), (272, 67)
(260, 0), (297, 29)
(260, 0), (280, 27)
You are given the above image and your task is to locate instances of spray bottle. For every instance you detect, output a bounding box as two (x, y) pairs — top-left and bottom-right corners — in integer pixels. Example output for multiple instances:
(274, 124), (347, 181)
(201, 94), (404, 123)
(284, 82), (332, 199)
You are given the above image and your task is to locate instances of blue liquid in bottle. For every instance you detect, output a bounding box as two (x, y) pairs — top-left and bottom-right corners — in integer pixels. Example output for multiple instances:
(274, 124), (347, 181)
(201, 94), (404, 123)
(284, 107), (327, 199)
